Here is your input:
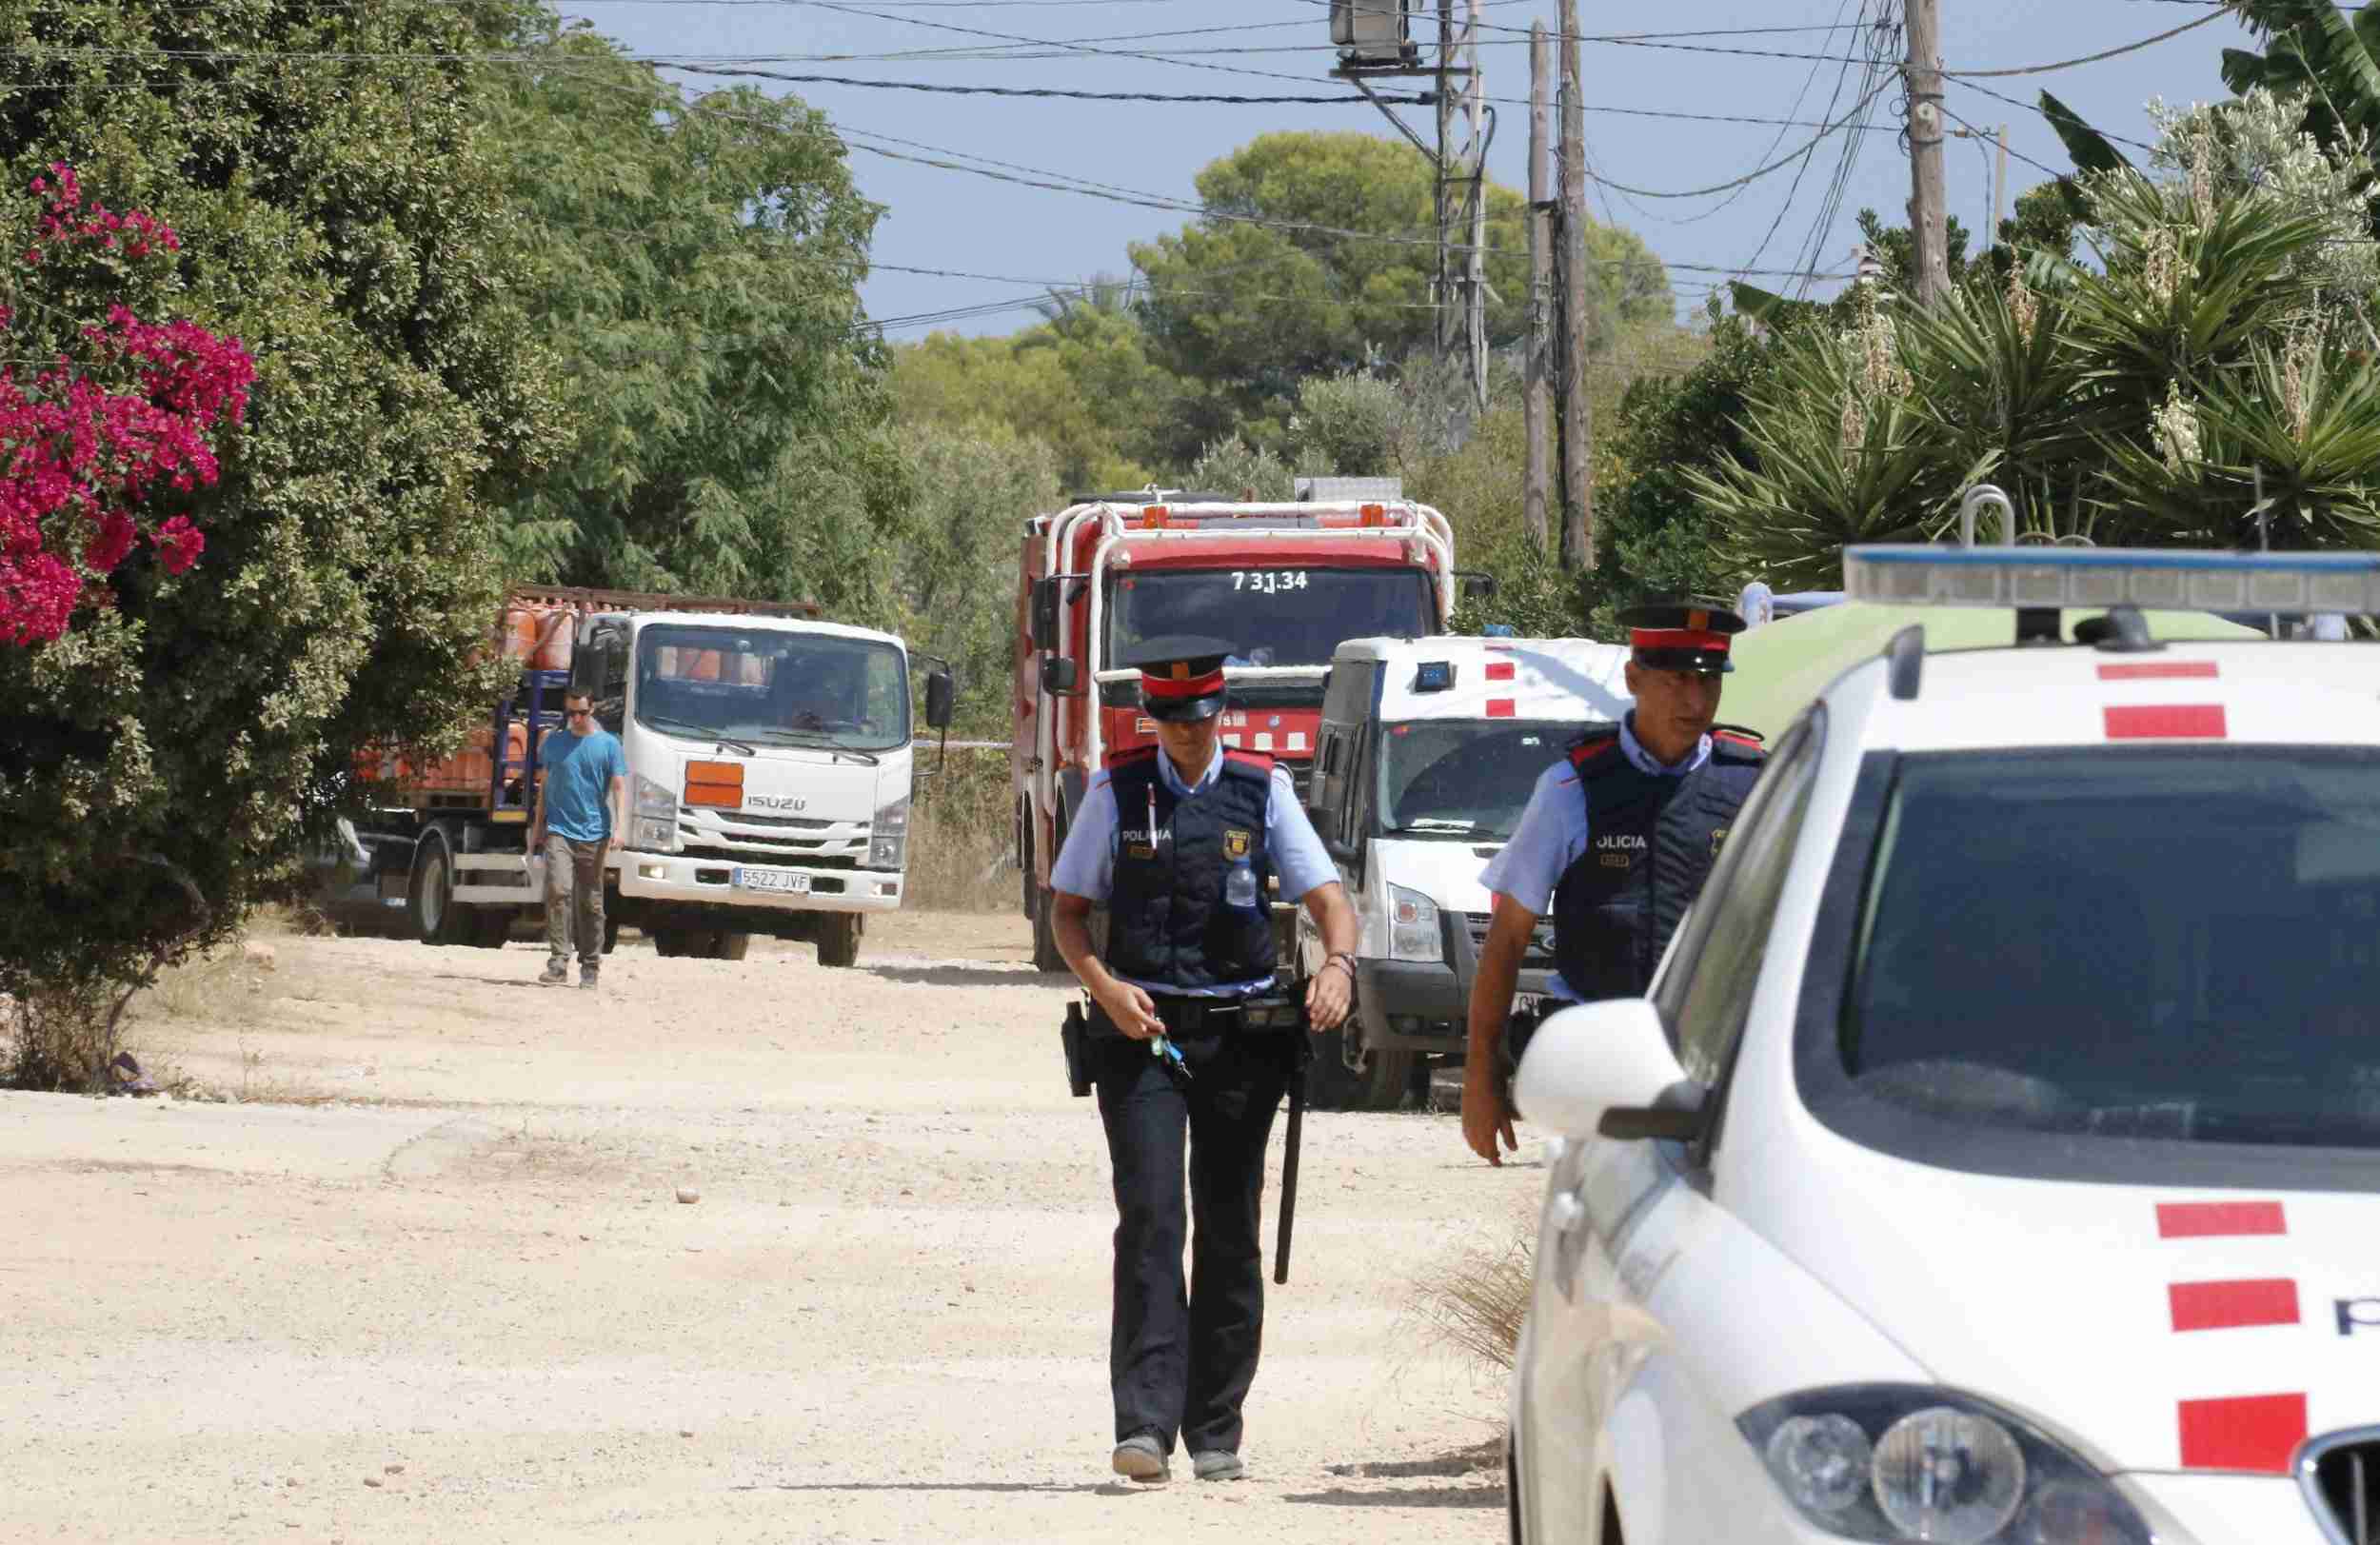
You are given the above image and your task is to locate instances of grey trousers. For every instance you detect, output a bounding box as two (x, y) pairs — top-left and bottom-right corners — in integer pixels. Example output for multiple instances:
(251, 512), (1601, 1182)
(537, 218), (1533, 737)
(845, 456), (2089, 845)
(544, 834), (607, 966)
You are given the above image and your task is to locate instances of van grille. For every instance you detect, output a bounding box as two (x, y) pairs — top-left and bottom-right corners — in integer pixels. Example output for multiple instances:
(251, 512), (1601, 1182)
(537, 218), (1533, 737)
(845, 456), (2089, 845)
(1462, 912), (1557, 970)
(2303, 1431), (2380, 1544)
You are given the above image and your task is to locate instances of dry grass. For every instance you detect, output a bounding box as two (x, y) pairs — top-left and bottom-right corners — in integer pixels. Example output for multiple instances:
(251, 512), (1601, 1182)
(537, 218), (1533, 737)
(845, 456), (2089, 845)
(1407, 1214), (1536, 1373)
(906, 746), (1016, 913)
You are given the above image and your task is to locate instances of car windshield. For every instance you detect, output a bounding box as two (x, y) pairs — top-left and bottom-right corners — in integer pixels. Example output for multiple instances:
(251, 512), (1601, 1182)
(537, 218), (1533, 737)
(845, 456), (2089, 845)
(1844, 748), (2380, 1150)
(1105, 567), (1433, 668)
(634, 625), (909, 753)
(1375, 720), (1577, 842)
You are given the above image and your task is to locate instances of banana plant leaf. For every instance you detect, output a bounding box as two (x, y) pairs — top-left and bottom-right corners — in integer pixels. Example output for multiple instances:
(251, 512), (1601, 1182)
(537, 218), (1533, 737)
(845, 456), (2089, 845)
(1719, 603), (2267, 742)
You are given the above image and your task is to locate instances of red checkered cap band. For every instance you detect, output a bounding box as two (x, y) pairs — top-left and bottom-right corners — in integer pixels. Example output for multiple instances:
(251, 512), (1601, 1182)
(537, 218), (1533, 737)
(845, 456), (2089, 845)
(1141, 667), (1226, 701)
(1632, 627), (1731, 654)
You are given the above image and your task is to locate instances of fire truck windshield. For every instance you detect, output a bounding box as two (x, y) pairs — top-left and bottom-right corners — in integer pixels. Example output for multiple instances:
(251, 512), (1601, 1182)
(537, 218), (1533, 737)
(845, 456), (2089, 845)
(1104, 567), (1433, 667)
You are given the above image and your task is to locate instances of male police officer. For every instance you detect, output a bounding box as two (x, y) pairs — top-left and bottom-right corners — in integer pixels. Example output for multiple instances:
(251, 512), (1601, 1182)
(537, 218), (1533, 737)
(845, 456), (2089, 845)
(1459, 601), (1765, 1165)
(1048, 635), (1358, 1485)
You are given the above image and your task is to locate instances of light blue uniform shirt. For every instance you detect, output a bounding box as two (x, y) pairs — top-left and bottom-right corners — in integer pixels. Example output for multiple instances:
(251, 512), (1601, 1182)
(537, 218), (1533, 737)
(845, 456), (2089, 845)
(1050, 745), (1338, 999)
(1478, 715), (1711, 1003)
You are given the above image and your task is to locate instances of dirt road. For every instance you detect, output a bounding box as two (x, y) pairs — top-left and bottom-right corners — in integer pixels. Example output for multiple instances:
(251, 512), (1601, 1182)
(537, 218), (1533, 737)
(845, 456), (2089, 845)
(3, 913), (1539, 1543)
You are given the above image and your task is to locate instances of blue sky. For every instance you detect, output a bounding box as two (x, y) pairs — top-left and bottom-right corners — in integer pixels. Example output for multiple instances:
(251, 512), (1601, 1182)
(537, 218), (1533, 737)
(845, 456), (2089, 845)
(565, 0), (2261, 336)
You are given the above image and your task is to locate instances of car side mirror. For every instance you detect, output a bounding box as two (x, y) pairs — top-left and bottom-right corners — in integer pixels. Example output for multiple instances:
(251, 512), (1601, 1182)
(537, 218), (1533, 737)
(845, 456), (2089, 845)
(1516, 999), (1706, 1142)
(925, 668), (956, 730)
(1041, 655), (1079, 694)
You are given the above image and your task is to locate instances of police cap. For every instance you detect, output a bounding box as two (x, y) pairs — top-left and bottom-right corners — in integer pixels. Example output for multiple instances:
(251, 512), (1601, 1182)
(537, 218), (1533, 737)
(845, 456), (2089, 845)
(1618, 598), (1747, 675)
(1123, 634), (1235, 722)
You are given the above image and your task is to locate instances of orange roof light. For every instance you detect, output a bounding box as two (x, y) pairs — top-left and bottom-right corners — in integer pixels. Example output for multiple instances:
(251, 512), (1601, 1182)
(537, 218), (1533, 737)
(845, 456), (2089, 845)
(1359, 503), (1389, 527)
(1139, 505), (1169, 528)
(684, 759), (744, 809)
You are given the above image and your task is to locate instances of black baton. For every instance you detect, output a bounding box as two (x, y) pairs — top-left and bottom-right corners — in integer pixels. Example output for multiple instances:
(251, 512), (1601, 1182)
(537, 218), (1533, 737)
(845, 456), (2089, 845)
(1274, 1029), (1308, 1285)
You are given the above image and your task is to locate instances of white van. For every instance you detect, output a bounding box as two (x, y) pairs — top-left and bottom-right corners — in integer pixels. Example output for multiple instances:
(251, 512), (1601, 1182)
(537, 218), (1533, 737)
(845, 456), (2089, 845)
(1296, 635), (1632, 1109)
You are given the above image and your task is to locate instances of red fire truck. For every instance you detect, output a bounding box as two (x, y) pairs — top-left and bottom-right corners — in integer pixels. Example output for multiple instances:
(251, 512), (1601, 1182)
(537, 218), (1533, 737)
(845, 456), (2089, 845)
(1011, 488), (1460, 971)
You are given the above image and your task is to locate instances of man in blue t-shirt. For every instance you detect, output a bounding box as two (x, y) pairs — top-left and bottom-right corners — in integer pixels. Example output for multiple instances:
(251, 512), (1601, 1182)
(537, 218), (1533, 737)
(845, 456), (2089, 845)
(530, 688), (628, 989)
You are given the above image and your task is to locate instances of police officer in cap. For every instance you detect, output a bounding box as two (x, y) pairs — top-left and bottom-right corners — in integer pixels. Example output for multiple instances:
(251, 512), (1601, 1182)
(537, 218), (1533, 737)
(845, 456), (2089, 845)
(1048, 634), (1358, 1485)
(1459, 600), (1765, 1165)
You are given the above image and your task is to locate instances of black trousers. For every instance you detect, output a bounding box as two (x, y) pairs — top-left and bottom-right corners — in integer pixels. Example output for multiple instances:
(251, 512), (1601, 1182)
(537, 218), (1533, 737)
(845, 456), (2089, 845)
(1091, 1026), (1295, 1456)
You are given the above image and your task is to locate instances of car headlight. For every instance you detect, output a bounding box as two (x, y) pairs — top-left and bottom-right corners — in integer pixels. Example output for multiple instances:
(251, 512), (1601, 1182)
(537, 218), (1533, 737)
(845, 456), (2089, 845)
(1739, 1387), (2150, 1545)
(634, 818), (676, 852)
(869, 794), (908, 870)
(633, 771), (676, 817)
(1388, 884), (1441, 961)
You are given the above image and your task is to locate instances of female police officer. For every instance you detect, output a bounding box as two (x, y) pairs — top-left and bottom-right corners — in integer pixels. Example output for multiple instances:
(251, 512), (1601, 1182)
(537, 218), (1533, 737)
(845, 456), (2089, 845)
(1459, 601), (1765, 1165)
(1047, 634), (1358, 1485)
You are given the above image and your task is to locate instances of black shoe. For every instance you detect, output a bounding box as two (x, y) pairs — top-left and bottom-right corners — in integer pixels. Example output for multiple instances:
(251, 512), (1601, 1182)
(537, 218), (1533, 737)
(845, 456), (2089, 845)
(1110, 1434), (1168, 1483)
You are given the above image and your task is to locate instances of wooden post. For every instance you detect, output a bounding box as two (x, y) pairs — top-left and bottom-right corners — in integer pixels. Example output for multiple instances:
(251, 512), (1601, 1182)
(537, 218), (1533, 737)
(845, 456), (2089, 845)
(1993, 122), (2010, 239)
(1557, 0), (1593, 570)
(1904, 0), (1951, 306)
(1523, 21), (1551, 552)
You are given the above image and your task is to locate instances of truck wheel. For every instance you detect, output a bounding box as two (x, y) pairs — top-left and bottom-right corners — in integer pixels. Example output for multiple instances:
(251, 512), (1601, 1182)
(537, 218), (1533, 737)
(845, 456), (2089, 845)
(650, 929), (686, 958)
(1019, 804), (1035, 919)
(407, 829), (468, 946)
(1031, 887), (1067, 974)
(817, 913), (863, 968)
(719, 931), (751, 962)
(1305, 1027), (1414, 1112)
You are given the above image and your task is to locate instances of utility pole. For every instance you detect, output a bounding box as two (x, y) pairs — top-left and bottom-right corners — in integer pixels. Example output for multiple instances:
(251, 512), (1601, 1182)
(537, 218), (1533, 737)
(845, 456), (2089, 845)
(1904, 0), (1951, 306)
(1557, 0), (1592, 570)
(1434, 0), (1458, 361)
(1993, 122), (2010, 238)
(1428, 1), (1487, 406)
(1462, 0), (1487, 409)
(1523, 21), (1551, 551)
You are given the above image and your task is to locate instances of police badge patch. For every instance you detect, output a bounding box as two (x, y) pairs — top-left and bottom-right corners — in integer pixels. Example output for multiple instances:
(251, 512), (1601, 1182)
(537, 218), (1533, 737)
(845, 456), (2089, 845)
(1223, 828), (1253, 861)
(1711, 826), (1730, 858)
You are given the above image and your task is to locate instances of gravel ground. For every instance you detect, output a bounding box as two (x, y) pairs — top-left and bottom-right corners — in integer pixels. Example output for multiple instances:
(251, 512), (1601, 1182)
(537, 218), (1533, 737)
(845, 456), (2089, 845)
(2, 911), (1542, 1543)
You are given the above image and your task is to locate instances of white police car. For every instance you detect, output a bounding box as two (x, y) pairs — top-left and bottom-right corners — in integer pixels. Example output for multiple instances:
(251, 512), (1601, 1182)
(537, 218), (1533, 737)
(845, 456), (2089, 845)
(1508, 542), (2380, 1545)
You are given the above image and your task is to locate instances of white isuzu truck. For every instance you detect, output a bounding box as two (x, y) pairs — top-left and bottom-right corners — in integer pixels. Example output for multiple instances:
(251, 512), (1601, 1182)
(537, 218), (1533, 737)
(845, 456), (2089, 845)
(1296, 635), (1631, 1108)
(357, 586), (953, 967)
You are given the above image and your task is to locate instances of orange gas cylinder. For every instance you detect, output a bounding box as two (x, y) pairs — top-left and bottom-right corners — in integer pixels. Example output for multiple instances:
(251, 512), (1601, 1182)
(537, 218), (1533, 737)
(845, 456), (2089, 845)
(687, 650), (722, 682)
(500, 604), (542, 662)
(531, 606), (574, 670)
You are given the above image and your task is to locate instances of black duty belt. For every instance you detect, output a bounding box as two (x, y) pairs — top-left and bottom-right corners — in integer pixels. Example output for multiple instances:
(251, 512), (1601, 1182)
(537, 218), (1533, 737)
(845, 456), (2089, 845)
(1088, 993), (1304, 1037)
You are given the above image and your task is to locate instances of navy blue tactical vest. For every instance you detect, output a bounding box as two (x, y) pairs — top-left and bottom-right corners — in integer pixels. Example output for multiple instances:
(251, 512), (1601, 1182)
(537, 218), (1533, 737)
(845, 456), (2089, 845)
(1102, 746), (1278, 992)
(1552, 722), (1764, 1000)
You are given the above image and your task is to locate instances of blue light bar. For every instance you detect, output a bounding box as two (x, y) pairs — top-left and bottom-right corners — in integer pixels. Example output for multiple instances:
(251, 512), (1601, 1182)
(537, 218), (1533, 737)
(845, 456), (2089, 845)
(1844, 545), (2380, 615)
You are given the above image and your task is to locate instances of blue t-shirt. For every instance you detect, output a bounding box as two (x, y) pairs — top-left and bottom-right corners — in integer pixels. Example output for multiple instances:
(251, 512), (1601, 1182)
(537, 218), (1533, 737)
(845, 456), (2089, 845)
(540, 728), (628, 842)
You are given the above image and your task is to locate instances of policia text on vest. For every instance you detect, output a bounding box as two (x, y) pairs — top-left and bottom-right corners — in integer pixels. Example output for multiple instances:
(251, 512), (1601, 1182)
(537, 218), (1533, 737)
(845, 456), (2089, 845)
(1461, 602), (1767, 1167)
(1044, 636), (1359, 1487)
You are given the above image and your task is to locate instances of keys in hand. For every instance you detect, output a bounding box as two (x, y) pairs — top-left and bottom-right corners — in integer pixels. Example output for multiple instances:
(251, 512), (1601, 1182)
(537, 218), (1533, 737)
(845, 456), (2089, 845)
(1151, 1033), (1192, 1081)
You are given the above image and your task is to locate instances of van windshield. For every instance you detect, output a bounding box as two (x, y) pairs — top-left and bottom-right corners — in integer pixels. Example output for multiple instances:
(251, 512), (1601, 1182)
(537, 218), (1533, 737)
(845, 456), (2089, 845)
(1376, 720), (1577, 842)
(1842, 748), (2380, 1151)
(634, 625), (910, 753)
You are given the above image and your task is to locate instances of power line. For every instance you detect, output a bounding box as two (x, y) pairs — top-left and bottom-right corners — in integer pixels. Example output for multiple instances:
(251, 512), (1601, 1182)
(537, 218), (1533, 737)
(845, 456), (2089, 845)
(1947, 74), (2159, 154)
(642, 65), (1414, 105)
(1577, 79), (1893, 199)
(1945, 4), (2242, 78)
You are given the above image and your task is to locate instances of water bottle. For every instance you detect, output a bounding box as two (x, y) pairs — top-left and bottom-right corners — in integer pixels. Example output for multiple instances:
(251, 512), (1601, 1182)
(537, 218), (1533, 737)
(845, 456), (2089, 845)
(1225, 862), (1259, 910)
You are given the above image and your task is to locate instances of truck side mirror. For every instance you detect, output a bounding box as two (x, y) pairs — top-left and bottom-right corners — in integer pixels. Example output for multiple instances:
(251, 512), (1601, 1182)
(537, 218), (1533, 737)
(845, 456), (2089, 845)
(925, 668), (956, 730)
(1032, 579), (1060, 652)
(1041, 656), (1079, 694)
(1457, 569), (1498, 600)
